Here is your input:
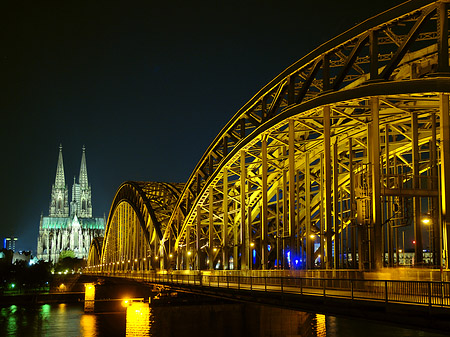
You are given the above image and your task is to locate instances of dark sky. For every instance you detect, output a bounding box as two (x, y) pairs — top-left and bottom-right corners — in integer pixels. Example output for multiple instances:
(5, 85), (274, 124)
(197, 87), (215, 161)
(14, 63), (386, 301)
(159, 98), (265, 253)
(1, 0), (406, 252)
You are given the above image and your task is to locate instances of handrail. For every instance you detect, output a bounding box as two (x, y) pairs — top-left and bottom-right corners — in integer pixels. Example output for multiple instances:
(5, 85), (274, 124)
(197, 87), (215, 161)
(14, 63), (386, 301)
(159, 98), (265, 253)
(84, 270), (450, 308)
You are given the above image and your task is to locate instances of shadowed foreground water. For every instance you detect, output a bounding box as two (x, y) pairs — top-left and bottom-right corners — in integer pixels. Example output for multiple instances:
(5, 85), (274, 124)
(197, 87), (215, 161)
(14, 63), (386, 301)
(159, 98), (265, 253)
(0, 302), (447, 337)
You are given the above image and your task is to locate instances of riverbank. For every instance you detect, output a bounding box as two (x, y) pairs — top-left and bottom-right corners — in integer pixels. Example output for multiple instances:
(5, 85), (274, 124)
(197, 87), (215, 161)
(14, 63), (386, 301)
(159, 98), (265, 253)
(0, 291), (84, 305)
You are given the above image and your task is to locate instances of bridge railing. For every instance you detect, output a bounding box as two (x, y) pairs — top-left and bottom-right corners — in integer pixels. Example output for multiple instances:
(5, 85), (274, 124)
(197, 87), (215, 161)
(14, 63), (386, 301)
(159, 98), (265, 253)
(85, 270), (450, 308)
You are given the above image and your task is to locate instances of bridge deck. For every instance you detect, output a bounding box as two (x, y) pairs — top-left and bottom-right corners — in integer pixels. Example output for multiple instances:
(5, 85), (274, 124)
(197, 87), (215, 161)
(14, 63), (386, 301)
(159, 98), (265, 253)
(87, 271), (450, 307)
(85, 270), (450, 332)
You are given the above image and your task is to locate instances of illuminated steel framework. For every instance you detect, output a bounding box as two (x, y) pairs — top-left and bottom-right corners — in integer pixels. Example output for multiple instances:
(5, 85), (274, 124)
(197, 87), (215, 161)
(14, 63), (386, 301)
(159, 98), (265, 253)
(90, 0), (450, 272)
(90, 181), (184, 272)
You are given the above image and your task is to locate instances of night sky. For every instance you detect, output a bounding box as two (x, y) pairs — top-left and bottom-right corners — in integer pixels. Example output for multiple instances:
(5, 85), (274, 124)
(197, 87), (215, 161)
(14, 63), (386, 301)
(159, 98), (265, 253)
(1, 0), (405, 252)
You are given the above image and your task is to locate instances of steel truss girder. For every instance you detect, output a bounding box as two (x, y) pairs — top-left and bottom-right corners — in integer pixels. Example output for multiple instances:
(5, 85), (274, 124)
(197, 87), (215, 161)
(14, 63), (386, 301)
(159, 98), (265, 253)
(90, 1), (450, 272)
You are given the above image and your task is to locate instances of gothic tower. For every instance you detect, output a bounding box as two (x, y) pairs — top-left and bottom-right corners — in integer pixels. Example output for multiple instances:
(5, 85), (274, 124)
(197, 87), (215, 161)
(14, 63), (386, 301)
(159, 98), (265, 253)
(49, 144), (69, 217)
(70, 146), (92, 218)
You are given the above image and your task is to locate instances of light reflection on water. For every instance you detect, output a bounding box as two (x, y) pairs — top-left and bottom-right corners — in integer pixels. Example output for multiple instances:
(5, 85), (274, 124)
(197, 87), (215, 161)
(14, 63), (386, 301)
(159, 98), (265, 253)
(0, 302), (448, 337)
(125, 302), (150, 336)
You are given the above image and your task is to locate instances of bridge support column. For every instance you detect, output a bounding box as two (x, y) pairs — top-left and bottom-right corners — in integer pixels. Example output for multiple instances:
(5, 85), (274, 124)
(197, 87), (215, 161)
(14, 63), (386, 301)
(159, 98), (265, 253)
(431, 113), (441, 267)
(305, 153), (312, 269)
(261, 137), (268, 270)
(209, 185), (214, 270)
(196, 205), (201, 270)
(186, 224), (191, 270)
(223, 169), (229, 270)
(412, 112), (423, 264)
(84, 283), (96, 313)
(370, 97), (383, 270)
(240, 150), (249, 270)
(333, 140), (340, 269)
(440, 93), (450, 269)
(324, 106), (333, 269)
(288, 119), (296, 269)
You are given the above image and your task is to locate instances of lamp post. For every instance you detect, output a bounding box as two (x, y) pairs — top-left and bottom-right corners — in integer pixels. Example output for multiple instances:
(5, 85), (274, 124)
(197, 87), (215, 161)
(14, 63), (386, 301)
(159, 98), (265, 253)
(421, 215), (432, 265)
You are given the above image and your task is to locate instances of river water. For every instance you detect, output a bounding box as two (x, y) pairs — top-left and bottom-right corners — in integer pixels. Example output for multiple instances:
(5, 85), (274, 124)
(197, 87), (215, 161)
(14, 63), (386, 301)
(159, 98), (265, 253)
(0, 302), (447, 337)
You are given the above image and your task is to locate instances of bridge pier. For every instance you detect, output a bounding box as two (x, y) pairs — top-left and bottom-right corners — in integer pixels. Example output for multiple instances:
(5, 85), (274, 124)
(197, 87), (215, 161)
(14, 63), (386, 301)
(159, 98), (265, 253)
(84, 283), (96, 313)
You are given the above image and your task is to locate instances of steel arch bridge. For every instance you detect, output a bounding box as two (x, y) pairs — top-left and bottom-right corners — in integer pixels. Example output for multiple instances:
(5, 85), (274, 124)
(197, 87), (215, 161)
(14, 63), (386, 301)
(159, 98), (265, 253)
(89, 0), (450, 273)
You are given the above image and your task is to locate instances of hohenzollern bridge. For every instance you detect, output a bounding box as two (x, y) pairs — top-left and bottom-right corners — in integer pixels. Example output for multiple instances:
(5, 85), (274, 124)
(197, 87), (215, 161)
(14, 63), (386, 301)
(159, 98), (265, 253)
(85, 1), (450, 331)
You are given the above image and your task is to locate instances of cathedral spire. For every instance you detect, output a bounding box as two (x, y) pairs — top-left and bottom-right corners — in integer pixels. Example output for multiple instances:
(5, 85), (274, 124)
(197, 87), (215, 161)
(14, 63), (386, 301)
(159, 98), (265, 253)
(49, 144), (69, 217)
(54, 144), (66, 188)
(79, 145), (89, 188)
(76, 145), (92, 218)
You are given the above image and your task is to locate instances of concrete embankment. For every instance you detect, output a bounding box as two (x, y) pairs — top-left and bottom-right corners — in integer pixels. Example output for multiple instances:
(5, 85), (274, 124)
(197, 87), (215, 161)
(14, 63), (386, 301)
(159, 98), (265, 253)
(0, 292), (84, 305)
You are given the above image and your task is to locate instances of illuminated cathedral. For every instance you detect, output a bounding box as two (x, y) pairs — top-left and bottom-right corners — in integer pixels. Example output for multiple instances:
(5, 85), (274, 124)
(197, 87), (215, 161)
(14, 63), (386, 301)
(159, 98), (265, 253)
(36, 145), (105, 263)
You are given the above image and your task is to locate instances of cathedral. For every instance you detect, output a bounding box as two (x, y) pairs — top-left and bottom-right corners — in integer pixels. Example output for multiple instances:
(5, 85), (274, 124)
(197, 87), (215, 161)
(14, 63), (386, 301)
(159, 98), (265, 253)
(37, 145), (105, 263)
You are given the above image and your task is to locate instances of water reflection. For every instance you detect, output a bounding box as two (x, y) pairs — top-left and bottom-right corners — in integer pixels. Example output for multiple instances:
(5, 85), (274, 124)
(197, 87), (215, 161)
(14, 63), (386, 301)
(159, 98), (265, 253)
(80, 314), (96, 336)
(315, 314), (327, 337)
(0, 302), (448, 337)
(126, 302), (150, 336)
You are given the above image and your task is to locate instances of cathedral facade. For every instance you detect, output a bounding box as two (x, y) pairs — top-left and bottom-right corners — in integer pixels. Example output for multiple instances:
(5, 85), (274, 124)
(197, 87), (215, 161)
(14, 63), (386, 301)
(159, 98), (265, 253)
(37, 145), (105, 263)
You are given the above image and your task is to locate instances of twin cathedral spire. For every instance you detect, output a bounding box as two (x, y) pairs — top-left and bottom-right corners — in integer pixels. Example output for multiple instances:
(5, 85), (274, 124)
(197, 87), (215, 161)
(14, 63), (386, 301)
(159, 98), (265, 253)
(49, 144), (92, 218)
(37, 145), (104, 262)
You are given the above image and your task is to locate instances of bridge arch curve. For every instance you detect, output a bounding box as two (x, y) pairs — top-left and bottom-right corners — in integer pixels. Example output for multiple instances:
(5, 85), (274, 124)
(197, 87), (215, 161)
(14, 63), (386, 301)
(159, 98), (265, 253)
(88, 181), (183, 271)
(166, 0), (450, 271)
(87, 236), (103, 269)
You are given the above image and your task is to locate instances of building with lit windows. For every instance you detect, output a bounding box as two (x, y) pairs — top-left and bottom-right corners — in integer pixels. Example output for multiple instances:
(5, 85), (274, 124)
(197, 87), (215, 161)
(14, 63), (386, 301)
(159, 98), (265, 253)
(3, 237), (18, 252)
(36, 145), (105, 263)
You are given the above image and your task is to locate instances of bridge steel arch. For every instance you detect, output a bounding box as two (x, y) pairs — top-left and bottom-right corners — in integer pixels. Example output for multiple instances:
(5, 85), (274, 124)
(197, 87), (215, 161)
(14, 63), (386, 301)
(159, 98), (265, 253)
(88, 181), (183, 273)
(88, 0), (450, 273)
(162, 0), (450, 272)
(87, 236), (103, 268)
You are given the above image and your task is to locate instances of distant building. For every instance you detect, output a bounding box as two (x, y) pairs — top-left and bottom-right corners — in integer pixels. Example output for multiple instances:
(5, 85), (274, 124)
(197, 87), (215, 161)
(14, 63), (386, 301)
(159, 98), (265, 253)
(36, 145), (105, 263)
(4, 237), (18, 252)
(13, 251), (31, 264)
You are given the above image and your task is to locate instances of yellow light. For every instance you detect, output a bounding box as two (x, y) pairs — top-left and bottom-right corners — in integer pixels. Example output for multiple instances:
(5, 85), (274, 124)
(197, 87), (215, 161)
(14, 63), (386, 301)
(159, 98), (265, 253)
(422, 218), (431, 225)
(169, 254), (173, 258)
(80, 314), (96, 335)
(122, 299), (130, 307)
(122, 261), (125, 264)
(155, 256), (159, 260)
(398, 249), (403, 253)
(85, 283), (95, 302)
(310, 234), (316, 239)
(126, 302), (150, 335)
(187, 251), (192, 256)
(128, 260), (130, 263)
(134, 259), (138, 262)
(143, 258), (146, 261)
(213, 247), (218, 252)
(250, 243), (255, 248)
(117, 262), (119, 265)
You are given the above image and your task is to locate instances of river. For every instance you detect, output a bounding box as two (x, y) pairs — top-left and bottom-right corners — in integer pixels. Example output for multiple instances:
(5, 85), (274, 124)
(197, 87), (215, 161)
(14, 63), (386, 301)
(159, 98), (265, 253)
(0, 301), (447, 337)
